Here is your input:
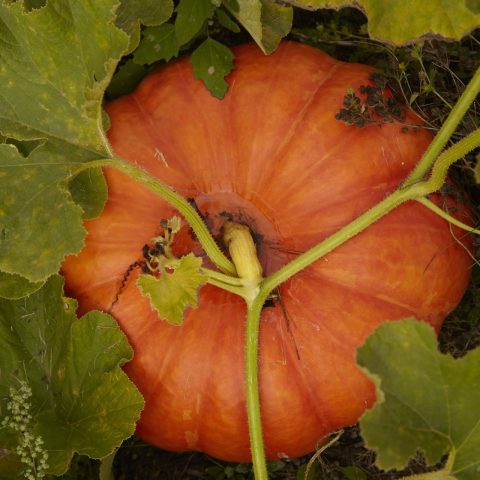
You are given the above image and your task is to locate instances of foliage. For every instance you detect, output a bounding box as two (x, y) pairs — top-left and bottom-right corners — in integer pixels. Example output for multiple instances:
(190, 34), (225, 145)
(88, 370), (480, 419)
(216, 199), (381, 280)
(283, 0), (480, 45)
(0, 276), (144, 476)
(358, 319), (480, 479)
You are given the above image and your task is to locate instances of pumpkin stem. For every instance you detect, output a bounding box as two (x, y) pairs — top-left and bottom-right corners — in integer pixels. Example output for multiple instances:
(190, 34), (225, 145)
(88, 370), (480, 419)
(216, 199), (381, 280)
(222, 221), (263, 285)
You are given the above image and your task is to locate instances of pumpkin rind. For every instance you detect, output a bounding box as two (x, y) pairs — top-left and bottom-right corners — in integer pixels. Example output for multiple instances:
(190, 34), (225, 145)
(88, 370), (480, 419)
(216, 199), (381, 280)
(62, 42), (472, 461)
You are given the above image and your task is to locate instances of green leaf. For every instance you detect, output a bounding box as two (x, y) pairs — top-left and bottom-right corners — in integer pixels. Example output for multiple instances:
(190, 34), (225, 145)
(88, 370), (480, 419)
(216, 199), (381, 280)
(68, 167), (108, 220)
(340, 466), (367, 480)
(137, 253), (208, 325)
(0, 143), (87, 282)
(223, 0), (292, 54)
(0, 271), (43, 299)
(115, 0), (174, 52)
(357, 319), (480, 479)
(0, 0), (132, 283)
(175, 0), (214, 46)
(216, 8), (241, 33)
(0, 0), (128, 153)
(283, 0), (480, 45)
(133, 24), (180, 65)
(190, 38), (235, 99)
(106, 58), (150, 99)
(0, 276), (144, 476)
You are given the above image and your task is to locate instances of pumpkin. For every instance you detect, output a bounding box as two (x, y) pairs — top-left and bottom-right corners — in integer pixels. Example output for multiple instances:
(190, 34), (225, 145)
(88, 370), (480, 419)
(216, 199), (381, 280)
(62, 41), (472, 461)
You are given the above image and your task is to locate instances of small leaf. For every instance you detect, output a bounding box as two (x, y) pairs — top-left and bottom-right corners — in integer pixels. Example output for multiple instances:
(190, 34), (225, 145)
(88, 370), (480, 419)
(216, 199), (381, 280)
(259, 0), (294, 53)
(282, 0), (480, 45)
(216, 8), (241, 33)
(133, 24), (180, 65)
(137, 253), (208, 325)
(190, 38), (235, 99)
(115, 0), (174, 52)
(357, 319), (480, 479)
(340, 466), (367, 480)
(68, 167), (108, 220)
(223, 0), (292, 54)
(0, 271), (43, 299)
(0, 276), (144, 476)
(175, 0), (214, 46)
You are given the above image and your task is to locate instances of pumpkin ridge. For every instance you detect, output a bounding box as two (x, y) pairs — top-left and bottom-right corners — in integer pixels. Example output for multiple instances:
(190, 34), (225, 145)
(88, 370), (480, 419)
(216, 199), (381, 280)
(233, 44), (291, 198)
(301, 258), (452, 326)
(255, 63), (342, 191)
(129, 91), (191, 180)
(191, 306), (227, 454)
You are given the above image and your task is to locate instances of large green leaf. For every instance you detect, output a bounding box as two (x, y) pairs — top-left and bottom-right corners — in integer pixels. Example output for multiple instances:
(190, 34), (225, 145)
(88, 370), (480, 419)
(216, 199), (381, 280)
(0, 276), (144, 476)
(0, 0), (128, 152)
(0, 271), (43, 300)
(0, 0), (132, 282)
(68, 167), (108, 220)
(223, 0), (292, 54)
(0, 143), (90, 282)
(357, 319), (480, 479)
(284, 0), (480, 45)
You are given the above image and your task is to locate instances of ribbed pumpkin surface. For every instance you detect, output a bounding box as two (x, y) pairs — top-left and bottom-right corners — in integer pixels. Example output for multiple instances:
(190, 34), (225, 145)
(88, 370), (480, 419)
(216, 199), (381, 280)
(62, 42), (472, 461)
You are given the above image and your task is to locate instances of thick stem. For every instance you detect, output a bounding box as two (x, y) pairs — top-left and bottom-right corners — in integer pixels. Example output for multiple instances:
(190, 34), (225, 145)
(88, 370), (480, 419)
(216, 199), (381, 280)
(403, 66), (480, 186)
(425, 129), (480, 190)
(221, 222), (268, 479)
(245, 291), (270, 480)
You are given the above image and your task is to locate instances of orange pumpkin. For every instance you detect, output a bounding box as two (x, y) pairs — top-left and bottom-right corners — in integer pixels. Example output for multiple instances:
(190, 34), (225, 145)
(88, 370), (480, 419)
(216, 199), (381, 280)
(62, 42), (472, 461)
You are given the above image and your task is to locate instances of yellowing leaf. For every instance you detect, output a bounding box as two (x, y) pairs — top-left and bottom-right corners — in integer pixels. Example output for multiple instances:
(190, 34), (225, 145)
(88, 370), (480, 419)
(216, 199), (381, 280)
(284, 0), (480, 45)
(137, 253), (208, 325)
(0, 143), (87, 282)
(0, 0), (128, 152)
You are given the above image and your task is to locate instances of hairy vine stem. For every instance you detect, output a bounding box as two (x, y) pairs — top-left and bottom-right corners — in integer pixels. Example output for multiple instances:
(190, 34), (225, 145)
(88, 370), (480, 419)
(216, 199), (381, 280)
(73, 158), (236, 276)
